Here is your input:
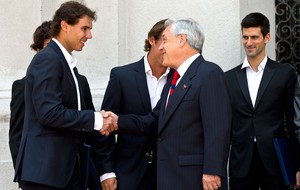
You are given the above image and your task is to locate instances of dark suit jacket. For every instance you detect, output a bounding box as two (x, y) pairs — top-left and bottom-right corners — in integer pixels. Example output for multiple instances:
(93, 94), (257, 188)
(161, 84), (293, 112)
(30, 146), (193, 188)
(226, 58), (297, 178)
(9, 74), (95, 168)
(118, 55), (232, 190)
(101, 57), (171, 189)
(13, 40), (96, 188)
(9, 77), (25, 168)
(294, 74), (300, 145)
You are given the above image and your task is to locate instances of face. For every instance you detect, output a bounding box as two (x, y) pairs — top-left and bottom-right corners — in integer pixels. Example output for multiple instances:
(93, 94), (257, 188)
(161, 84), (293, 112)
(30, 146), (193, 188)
(62, 15), (93, 53)
(159, 25), (181, 68)
(242, 27), (270, 59)
(148, 36), (164, 67)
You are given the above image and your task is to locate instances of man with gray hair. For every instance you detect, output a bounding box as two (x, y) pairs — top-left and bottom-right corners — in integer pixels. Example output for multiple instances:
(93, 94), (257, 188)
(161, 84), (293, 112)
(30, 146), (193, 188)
(106, 17), (232, 190)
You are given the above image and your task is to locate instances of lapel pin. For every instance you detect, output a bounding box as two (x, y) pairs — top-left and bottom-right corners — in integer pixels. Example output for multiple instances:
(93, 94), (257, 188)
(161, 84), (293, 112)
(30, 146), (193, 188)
(183, 85), (187, 89)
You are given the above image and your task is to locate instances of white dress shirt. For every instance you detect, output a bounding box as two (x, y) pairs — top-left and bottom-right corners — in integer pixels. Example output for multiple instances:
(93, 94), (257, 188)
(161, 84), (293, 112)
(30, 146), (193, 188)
(101, 55), (170, 182)
(144, 54), (170, 109)
(241, 56), (267, 107)
(52, 38), (103, 130)
(241, 56), (267, 142)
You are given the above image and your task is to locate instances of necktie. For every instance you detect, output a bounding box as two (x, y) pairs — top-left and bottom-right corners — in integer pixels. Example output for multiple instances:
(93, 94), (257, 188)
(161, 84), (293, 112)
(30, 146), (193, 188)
(73, 67), (79, 78)
(166, 70), (180, 108)
(169, 70), (180, 95)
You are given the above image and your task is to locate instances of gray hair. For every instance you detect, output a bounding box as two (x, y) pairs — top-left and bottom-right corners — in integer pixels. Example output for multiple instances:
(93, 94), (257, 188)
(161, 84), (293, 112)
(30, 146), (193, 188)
(165, 17), (205, 53)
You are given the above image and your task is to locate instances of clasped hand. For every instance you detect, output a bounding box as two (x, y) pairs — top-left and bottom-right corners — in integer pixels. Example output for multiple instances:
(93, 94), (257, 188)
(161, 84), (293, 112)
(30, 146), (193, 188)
(99, 110), (118, 136)
(203, 174), (221, 190)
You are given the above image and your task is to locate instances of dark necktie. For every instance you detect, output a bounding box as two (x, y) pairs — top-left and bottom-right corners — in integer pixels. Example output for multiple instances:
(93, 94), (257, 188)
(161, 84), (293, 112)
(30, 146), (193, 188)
(166, 70), (180, 108)
(73, 67), (84, 109)
(73, 67), (79, 78)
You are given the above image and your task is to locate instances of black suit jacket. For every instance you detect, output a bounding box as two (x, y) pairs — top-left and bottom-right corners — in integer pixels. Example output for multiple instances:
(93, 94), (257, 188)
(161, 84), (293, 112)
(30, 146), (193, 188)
(226, 58), (297, 178)
(9, 77), (25, 168)
(294, 75), (300, 144)
(100, 57), (171, 189)
(13, 40), (96, 188)
(9, 74), (95, 168)
(118, 55), (232, 190)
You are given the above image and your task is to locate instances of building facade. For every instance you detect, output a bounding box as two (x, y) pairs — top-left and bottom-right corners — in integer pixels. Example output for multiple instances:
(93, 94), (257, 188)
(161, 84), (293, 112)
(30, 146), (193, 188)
(0, 0), (276, 189)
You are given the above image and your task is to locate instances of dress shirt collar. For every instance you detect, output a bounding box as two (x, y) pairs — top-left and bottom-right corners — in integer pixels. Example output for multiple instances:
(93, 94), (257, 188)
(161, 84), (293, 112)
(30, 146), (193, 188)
(52, 38), (78, 69)
(177, 53), (200, 78)
(143, 54), (170, 78)
(241, 56), (267, 72)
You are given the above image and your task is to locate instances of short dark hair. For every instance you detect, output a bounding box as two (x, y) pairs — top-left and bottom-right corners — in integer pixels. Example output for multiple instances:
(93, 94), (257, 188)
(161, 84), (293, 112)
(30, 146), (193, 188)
(30, 20), (52, 52)
(51, 1), (97, 37)
(144, 19), (167, 52)
(241, 12), (270, 37)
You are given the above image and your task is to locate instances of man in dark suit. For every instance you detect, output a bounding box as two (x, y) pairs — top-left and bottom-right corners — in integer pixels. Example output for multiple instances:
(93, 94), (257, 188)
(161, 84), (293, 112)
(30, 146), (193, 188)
(295, 75), (300, 146)
(9, 78), (26, 168)
(293, 73), (300, 187)
(226, 12), (298, 190)
(13, 2), (115, 190)
(105, 17), (232, 190)
(9, 20), (52, 169)
(10, 75), (98, 187)
(100, 19), (170, 190)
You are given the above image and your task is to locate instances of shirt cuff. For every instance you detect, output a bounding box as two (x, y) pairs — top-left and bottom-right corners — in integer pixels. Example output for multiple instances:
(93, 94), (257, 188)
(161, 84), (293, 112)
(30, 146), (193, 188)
(94, 112), (103, 130)
(100, 172), (116, 182)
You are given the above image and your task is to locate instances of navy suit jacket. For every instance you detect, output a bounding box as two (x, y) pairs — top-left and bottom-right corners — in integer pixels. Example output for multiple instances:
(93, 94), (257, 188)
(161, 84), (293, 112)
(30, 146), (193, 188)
(118, 55), (232, 190)
(101, 57), (171, 189)
(9, 77), (25, 168)
(14, 40), (96, 188)
(226, 58), (298, 178)
(9, 74), (95, 168)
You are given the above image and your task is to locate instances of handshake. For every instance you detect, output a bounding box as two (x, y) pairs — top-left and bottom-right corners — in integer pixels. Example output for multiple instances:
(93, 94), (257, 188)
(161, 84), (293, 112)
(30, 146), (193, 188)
(99, 110), (118, 136)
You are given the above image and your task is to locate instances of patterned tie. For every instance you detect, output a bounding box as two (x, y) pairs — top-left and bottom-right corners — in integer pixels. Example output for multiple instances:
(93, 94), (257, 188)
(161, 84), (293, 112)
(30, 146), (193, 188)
(166, 70), (180, 108)
(169, 70), (180, 95)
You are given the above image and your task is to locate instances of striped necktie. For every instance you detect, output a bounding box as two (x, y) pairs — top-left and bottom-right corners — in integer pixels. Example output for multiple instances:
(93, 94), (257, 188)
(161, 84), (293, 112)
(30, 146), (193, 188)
(169, 70), (180, 95)
(166, 70), (180, 108)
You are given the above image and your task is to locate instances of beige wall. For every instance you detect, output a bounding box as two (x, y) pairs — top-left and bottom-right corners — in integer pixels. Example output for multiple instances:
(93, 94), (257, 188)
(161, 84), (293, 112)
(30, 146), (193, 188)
(0, 0), (275, 189)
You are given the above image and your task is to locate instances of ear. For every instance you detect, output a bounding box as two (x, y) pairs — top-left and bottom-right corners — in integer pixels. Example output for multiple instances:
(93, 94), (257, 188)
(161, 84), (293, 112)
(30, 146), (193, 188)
(60, 20), (69, 32)
(264, 33), (270, 44)
(148, 36), (155, 46)
(178, 34), (187, 47)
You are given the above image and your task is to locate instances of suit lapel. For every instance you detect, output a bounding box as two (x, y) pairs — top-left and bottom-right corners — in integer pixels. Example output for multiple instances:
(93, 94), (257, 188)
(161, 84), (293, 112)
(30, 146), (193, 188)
(236, 68), (253, 109)
(158, 56), (201, 134)
(48, 40), (78, 108)
(48, 40), (75, 85)
(134, 58), (152, 111)
(158, 80), (191, 133)
(254, 58), (275, 109)
(157, 69), (175, 114)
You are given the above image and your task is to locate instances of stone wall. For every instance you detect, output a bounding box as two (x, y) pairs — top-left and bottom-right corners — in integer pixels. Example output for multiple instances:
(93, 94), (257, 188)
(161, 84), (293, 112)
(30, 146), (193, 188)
(0, 0), (274, 189)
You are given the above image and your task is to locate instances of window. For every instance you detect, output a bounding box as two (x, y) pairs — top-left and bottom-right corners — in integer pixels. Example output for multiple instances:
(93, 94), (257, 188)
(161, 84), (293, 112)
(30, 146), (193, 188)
(275, 0), (300, 72)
